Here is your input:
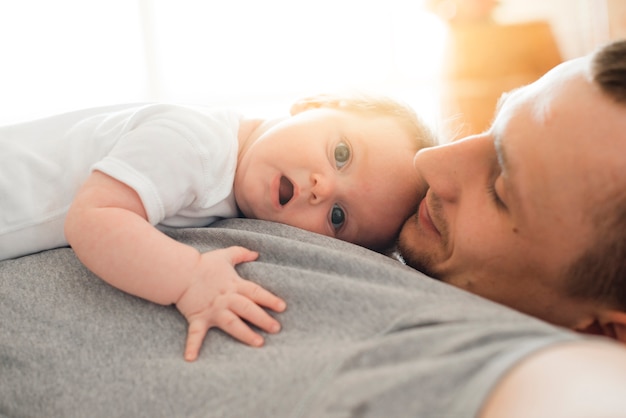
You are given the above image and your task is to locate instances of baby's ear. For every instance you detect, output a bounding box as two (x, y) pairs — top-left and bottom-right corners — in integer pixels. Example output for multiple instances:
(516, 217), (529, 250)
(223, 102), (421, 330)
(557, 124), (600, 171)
(289, 94), (329, 115)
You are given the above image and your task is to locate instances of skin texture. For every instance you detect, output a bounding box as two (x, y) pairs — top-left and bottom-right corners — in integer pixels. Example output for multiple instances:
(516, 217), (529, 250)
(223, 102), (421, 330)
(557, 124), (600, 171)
(480, 340), (626, 418)
(398, 55), (626, 337)
(66, 171), (286, 361)
(65, 104), (421, 361)
(235, 107), (421, 250)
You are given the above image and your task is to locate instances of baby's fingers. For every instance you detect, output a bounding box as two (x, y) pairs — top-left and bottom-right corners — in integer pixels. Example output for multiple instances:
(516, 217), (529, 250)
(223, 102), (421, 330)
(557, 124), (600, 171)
(215, 309), (266, 347)
(238, 280), (287, 313)
(221, 245), (259, 265)
(227, 294), (282, 335)
(184, 310), (266, 362)
(184, 319), (210, 362)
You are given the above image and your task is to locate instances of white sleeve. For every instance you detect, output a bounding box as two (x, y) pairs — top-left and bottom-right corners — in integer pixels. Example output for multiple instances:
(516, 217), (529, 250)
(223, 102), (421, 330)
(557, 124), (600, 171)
(92, 106), (239, 225)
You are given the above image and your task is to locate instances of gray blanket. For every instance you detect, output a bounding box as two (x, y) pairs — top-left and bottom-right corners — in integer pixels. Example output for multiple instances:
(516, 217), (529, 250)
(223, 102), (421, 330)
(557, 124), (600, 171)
(0, 219), (578, 417)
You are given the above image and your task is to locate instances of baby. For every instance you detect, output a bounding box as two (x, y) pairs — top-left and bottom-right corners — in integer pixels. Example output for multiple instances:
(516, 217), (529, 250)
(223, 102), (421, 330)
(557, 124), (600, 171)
(0, 92), (435, 360)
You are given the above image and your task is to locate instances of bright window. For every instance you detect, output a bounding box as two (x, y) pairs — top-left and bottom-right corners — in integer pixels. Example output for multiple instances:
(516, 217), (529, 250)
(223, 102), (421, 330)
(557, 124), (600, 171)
(0, 0), (445, 124)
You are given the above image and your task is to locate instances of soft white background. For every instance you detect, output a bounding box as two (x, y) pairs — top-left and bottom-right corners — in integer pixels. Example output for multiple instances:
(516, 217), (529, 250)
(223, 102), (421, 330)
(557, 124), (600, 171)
(0, 0), (615, 126)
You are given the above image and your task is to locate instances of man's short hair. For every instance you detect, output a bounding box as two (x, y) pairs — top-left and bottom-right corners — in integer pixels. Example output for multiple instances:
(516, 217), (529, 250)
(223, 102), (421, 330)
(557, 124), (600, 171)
(565, 40), (626, 310)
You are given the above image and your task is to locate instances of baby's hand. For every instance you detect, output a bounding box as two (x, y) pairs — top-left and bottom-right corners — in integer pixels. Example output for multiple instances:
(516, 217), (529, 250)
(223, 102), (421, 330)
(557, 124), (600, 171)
(175, 246), (286, 361)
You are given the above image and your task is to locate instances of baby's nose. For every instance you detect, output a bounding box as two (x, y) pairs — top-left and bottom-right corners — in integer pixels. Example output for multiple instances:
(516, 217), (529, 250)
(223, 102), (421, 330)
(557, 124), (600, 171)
(309, 173), (336, 204)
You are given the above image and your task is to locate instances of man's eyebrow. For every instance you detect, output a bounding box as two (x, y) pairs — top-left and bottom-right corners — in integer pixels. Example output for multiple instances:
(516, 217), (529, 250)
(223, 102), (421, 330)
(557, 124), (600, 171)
(495, 131), (530, 229)
(494, 134), (509, 177)
(493, 125), (530, 229)
(492, 87), (532, 224)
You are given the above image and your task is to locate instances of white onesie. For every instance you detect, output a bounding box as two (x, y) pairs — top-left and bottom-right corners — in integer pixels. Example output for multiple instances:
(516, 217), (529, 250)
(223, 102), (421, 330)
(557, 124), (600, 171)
(0, 103), (242, 260)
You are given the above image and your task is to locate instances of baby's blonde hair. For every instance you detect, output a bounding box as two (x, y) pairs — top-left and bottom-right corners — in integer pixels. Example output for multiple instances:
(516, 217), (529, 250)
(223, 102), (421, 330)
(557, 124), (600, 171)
(290, 92), (438, 152)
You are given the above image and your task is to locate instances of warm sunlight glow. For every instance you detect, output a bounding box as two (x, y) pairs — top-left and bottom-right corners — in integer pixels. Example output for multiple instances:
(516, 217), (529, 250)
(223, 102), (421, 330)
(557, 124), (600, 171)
(1, 0), (445, 124)
(0, 1), (146, 124)
(147, 0), (446, 120)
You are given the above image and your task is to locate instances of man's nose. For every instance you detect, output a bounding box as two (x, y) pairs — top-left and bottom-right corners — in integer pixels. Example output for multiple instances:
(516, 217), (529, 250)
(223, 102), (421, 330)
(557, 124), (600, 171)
(413, 135), (488, 202)
(309, 173), (336, 204)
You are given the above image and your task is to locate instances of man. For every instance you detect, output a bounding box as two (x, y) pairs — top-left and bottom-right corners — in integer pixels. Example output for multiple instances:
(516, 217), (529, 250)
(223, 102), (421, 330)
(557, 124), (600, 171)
(3, 41), (626, 418)
(399, 39), (626, 341)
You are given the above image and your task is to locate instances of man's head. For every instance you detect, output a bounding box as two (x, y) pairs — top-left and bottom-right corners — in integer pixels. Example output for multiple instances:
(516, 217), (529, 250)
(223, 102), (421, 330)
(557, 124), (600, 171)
(235, 92), (436, 251)
(398, 40), (626, 340)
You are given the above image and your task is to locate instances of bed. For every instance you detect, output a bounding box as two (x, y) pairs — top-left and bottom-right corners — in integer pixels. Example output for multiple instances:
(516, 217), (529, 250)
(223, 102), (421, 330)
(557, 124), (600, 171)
(0, 218), (578, 417)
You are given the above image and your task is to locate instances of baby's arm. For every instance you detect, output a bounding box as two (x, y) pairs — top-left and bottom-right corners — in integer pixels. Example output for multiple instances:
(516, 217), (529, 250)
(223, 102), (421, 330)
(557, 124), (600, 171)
(65, 171), (286, 361)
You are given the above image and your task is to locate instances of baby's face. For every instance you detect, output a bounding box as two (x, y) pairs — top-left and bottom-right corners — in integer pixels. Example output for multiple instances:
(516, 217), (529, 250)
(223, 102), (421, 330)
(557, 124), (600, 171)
(234, 108), (423, 250)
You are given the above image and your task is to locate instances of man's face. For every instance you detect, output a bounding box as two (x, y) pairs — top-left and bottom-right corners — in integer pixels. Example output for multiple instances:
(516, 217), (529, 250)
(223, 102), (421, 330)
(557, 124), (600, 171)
(398, 56), (626, 327)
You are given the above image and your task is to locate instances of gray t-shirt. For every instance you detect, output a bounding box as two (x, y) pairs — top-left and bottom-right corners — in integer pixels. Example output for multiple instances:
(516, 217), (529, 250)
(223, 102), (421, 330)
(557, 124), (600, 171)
(0, 218), (582, 417)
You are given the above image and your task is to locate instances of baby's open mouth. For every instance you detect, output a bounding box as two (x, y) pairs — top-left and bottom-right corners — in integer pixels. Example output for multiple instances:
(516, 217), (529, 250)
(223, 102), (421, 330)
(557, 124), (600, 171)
(279, 175), (294, 206)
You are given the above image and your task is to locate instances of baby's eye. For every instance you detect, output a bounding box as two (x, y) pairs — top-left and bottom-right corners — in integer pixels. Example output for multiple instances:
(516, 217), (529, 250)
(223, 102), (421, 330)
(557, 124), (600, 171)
(329, 204), (346, 231)
(334, 142), (351, 169)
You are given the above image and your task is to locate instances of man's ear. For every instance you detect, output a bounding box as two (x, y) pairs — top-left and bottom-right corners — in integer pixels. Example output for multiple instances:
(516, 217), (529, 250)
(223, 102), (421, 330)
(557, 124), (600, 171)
(600, 311), (626, 343)
(577, 311), (626, 343)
